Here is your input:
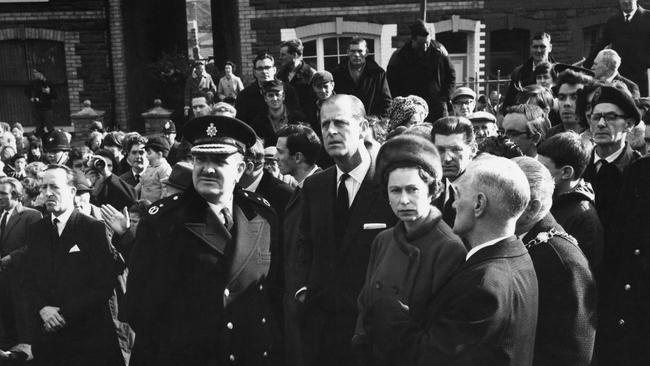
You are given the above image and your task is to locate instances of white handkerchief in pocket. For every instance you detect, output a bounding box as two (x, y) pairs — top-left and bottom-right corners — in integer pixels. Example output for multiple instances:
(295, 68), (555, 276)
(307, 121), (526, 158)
(363, 223), (387, 230)
(69, 244), (81, 253)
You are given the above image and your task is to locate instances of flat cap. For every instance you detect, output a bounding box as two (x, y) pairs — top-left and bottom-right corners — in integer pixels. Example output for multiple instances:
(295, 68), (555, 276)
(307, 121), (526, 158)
(310, 70), (334, 86)
(451, 87), (477, 102)
(262, 79), (284, 93)
(468, 111), (497, 124)
(591, 85), (641, 125)
(145, 136), (171, 156)
(161, 162), (193, 190)
(183, 115), (257, 155)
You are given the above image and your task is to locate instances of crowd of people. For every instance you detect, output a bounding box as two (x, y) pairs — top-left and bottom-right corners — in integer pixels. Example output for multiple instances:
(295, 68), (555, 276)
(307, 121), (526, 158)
(0, 1), (650, 365)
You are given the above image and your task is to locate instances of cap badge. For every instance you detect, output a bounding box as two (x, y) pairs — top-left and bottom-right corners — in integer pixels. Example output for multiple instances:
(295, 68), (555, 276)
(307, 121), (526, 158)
(206, 123), (218, 137)
(148, 206), (159, 215)
(164, 122), (170, 129)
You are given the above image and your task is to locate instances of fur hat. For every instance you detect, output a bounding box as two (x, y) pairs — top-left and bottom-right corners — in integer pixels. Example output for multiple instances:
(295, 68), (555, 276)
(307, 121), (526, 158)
(376, 134), (442, 193)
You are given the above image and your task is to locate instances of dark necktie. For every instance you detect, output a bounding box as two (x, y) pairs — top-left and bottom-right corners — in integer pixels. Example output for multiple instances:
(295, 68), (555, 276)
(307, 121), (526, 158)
(0, 211), (7, 240)
(443, 186), (456, 227)
(221, 208), (233, 231)
(625, 13), (631, 23)
(134, 173), (140, 184)
(52, 217), (60, 238)
(334, 174), (350, 245)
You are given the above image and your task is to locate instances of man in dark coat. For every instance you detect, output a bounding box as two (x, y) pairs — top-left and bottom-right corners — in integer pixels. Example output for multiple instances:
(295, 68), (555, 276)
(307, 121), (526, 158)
(503, 32), (556, 109)
(275, 124), (322, 366)
(591, 49), (640, 98)
(363, 156), (537, 366)
(514, 157), (597, 366)
(26, 69), (57, 136)
(127, 115), (283, 366)
(297, 95), (397, 366)
(89, 152), (137, 211)
(596, 155), (650, 365)
(277, 38), (317, 115)
(236, 53), (300, 125)
(387, 20), (455, 122)
(332, 37), (391, 117)
(584, 0), (650, 96)
(0, 178), (42, 356)
(23, 165), (123, 366)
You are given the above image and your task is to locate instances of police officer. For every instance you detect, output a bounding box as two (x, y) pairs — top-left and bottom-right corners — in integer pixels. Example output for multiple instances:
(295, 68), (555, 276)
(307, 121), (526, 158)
(127, 115), (282, 366)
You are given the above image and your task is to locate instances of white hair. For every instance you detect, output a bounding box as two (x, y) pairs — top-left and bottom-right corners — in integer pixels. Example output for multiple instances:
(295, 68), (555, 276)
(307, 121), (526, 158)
(597, 49), (622, 72)
(512, 156), (555, 218)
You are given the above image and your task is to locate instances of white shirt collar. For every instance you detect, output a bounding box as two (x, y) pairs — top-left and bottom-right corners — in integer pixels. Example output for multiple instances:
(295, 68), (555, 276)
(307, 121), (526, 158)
(594, 143), (626, 164)
(624, 7), (638, 20)
(466, 235), (511, 261)
(336, 147), (371, 186)
(244, 171), (264, 193)
(207, 197), (233, 222)
(51, 207), (75, 234)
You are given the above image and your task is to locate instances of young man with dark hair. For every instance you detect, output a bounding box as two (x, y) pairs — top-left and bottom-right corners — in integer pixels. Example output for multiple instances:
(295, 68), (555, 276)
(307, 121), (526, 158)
(236, 53), (300, 125)
(332, 38), (392, 117)
(504, 32), (555, 108)
(538, 132), (604, 268)
(533, 61), (557, 90)
(548, 69), (594, 137)
(278, 38), (316, 114)
(250, 80), (305, 147)
(119, 134), (149, 187)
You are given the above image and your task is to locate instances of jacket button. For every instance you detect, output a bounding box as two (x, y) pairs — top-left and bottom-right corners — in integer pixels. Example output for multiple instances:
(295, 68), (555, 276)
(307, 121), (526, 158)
(224, 288), (230, 297)
(634, 249), (641, 255)
(375, 281), (382, 290)
(227, 322), (234, 329)
(262, 317), (266, 324)
(229, 354), (235, 362)
(259, 284), (264, 291)
(263, 351), (268, 357)
(618, 319), (625, 326)
(625, 284), (631, 291)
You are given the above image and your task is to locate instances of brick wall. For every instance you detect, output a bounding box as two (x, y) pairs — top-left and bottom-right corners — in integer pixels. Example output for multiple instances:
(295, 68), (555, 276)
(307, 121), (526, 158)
(0, 1), (118, 129)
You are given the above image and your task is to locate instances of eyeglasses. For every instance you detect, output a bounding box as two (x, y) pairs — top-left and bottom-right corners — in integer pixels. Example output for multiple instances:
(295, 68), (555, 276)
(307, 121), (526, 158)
(589, 113), (627, 124)
(254, 66), (274, 71)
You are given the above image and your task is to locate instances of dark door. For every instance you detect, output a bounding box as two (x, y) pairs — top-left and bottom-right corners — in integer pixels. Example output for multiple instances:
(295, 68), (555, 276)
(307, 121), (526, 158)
(0, 40), (70, 127)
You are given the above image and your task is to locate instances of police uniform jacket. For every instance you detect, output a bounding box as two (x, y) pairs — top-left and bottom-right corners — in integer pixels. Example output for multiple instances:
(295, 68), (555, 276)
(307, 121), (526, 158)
(127, 187), (283, 366)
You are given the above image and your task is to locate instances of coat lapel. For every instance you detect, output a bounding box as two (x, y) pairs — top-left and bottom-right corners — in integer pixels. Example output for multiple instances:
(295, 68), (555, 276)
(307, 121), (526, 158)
(2, 204), (24, 241)
(226, 204), (265, 287)
(184, 208), (231, 255)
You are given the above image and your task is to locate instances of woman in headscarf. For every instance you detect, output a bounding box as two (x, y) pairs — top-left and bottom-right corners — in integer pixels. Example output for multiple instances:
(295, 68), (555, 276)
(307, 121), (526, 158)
(386, 95), (429, 134)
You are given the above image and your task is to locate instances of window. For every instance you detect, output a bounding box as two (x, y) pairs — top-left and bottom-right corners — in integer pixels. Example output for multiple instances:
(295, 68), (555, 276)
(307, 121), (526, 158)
(488, 29), (530, 80)
(0, 40), (69, 127)
(302, 36), (376, 72)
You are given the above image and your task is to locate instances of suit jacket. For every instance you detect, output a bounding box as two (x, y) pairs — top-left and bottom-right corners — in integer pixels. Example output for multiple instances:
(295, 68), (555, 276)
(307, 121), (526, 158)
(255, 170), (294, 222)
(298, 158), (397, 365)
(119, 170), (139, 188)
(613, 73), (641, 98)
(127, 188), (283, 366)
(585, 6), (650, 96)
(365, 236), (538, 366)
(22, 210), (121, 362)
(0, 204), (43, 267)
(522, 214), (597, 366)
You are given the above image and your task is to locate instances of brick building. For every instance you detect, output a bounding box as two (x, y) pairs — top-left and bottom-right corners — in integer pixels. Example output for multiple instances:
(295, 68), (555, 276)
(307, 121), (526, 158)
(220, 0), (648, 95)
(0, 0), (186, 132)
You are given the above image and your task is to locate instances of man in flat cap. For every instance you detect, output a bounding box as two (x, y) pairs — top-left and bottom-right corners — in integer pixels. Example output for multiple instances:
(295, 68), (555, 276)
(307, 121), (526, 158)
(127, 115), (283, 366)
(305, 71), (335, 137)
(451, 87), (477, 118)
(387, 20), (455, 122)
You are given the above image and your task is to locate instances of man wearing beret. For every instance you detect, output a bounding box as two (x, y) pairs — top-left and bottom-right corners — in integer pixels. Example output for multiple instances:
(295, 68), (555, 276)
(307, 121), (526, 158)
(297, 94), (396, 366)
(127, 115), (283, 366)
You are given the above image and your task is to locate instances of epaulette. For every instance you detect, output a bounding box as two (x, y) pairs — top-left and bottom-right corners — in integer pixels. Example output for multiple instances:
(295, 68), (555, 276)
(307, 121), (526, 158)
(146, 193), (182, 216)
(236, 189), (272, 211)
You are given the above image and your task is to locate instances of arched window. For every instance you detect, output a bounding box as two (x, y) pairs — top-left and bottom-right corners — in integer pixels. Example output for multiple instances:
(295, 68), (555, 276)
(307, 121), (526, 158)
(0, 40), (69, 126)
(302, 36), (376, 72)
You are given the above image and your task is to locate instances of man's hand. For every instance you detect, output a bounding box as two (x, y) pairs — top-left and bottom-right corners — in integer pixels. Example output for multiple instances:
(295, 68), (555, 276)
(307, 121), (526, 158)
(101, 204), (130, 235)
(39, 306), (66, 333)
(184, 106), (190, 117)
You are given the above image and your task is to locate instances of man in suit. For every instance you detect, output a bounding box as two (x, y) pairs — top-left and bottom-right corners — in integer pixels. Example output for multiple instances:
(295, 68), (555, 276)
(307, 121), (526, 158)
(584, 0), (650, 96)
(239, 138), (294, 222)
(297, 94), (397, 366)
(513, 157), (597, 366)
(22, 165), (123, 366)
(0, 178), (42, 358)
(431, 116), (477, 227)
(275, 124), (322, 366)
(332, 38), (392, 117)
(591, 49), (640, 98)
(363, 155), (538, 365)
(127, 115), (283, 365)
(118, 134), (148, 188)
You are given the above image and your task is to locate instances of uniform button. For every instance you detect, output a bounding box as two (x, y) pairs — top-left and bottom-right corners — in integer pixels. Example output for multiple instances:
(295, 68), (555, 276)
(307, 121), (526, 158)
(227, 322), (234, 329)
(625, 284), (631, 291)
(618, 319), (625, 326)
(262, 317), (266, 323)
(224, 288), (230, 297)
(263, 351), (268, 357)
(634, 249), (641, 256)
(259, 284), (264, 291)
(375, 281), (382, 290)
(229, 354), (235, 361)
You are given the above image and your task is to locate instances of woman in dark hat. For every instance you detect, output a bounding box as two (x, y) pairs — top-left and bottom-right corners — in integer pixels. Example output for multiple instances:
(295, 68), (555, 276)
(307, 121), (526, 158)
(353, 134), (467, 365)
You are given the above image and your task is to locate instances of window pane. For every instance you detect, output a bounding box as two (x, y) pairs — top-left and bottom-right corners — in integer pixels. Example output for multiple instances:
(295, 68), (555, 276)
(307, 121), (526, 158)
(436, 32), (467, 54)
(366, 39), (375, 54)
(303, 40), (316, 58)
(324, 38), (338, 55)
(324, 56), (339, 72)
(303, 56), (317, 70)
(337, 37), (352, 54)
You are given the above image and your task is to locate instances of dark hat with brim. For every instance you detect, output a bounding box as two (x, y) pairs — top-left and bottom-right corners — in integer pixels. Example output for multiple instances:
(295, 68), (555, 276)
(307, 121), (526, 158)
(144, 136), (171, 156)
(162, 120), (176, 134)
(183, 115), (257, 155)
(161, 162), (193, 190)
(43, 130), (71, 152)
(376, 134), (442, 187)
(591, 85), (641, 125)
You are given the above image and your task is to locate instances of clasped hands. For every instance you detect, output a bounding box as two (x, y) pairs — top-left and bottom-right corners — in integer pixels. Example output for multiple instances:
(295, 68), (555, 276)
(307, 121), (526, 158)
(39, 306), (66, 333)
